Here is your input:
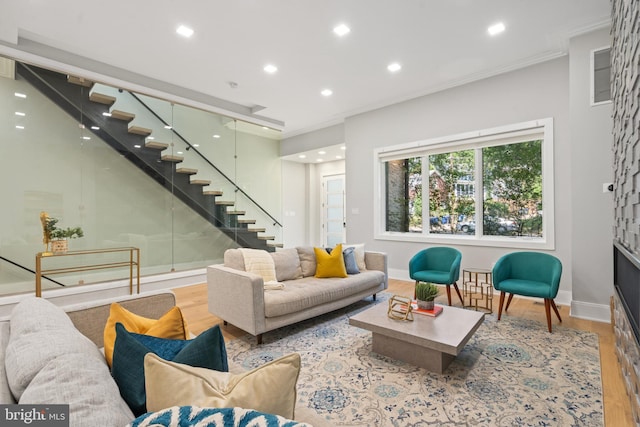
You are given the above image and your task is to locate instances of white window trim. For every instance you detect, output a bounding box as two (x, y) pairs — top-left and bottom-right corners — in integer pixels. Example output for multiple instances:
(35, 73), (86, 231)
(373, 118), (555, 250)
(590, 45), (612, 107)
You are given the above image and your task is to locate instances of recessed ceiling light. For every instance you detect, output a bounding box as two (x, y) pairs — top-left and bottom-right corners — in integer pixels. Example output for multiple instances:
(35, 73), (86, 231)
(15, 125), (24, 129)
(213, 134), (221, 138)
(177, 151), (183, 154)
(488, 22), (505, 36)
(318, 151), (326, 155)
(333, 24), (351, 37)
(316, 158), (323, 162)
(298, 154), (306, 159)
(264, 64), (278, 74)
(387, 62), (402, 73)
(176, 25), (194, 38)
(14, 92), (26, 98)
(321, 89), (333, 97)
(340, 146), (346, 150)
(15, 112), (25, 116)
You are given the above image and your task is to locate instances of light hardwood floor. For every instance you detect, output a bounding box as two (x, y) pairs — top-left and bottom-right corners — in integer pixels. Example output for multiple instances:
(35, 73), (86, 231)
(173, 279), (634, 426)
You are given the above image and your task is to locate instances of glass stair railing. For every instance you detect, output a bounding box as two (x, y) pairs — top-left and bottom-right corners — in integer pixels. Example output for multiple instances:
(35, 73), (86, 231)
(18, 62), (283, 252)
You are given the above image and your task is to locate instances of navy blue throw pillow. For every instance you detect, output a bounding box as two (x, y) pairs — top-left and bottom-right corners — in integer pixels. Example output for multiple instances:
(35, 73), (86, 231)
(111, 323), (228, 416)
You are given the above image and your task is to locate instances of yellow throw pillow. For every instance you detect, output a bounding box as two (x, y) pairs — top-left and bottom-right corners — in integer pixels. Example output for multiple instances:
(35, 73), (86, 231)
(314, 244), (347, 278)
(103, 303), (188, 367)
(144, 352), (301, 420)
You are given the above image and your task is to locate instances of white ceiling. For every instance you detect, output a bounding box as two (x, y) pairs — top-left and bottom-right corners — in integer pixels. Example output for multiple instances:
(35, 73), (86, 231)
(2, 0), (610, 146)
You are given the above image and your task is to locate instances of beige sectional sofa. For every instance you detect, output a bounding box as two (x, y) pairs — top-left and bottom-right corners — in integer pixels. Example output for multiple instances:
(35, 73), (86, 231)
(0, 291), (176, 427)
(207, 246), (388, 344)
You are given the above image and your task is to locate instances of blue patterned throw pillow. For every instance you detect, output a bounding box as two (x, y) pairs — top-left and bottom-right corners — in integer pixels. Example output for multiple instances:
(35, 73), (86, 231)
(128, 406), (311, 427)
(112, 323), (228, 416)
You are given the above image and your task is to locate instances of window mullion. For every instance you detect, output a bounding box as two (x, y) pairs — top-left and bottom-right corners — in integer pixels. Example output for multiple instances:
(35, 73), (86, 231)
(475, 148), (483, 237)
(423, 156), (429, 236)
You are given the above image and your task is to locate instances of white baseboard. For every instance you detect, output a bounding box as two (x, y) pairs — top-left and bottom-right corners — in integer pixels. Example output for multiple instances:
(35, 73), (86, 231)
(570, 300), (612, 324)
(388, 269), (611, 324)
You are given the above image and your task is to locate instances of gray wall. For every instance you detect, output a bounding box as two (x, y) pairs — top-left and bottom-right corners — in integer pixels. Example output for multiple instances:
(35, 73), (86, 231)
(569, 28), (613, 318)
(283, 30), (615, 321)
(345, 57), (573, 297)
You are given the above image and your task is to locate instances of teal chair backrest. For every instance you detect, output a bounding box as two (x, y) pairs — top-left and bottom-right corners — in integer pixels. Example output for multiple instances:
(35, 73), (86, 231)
(409, 247), (461, 282)
(493, 252), (562, 298)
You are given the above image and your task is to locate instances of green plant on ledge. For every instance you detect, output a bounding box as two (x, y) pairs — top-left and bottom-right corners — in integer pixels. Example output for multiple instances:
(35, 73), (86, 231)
(415, 282), (439, 302)
(42, 215), (84, 254)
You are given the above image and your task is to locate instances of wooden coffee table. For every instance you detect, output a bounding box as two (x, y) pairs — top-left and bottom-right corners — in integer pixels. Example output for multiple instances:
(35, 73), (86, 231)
(349, 302), (484, 374)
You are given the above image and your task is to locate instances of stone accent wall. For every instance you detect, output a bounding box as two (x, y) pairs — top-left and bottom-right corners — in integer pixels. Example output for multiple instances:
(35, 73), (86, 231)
(614, 292), (640, 425)
(612, 0), (640, 252)
(612, 0), (640, 425)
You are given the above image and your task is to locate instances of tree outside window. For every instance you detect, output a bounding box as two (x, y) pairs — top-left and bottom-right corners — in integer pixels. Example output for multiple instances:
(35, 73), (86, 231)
(483, 140), (542, 237)
(383, 141), (543, 238)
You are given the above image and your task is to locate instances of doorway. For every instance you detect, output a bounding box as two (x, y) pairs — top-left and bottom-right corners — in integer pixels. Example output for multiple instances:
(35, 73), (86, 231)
(322, 174), (346, 247)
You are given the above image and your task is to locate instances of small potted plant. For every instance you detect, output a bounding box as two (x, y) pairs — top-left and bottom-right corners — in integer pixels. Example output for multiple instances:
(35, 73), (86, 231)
(44, 216), (84, 254)
(415, 282), (440, 310)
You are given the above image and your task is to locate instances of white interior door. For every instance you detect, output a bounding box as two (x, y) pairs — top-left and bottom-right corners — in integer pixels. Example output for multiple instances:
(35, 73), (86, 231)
(323, 174), (346, 247)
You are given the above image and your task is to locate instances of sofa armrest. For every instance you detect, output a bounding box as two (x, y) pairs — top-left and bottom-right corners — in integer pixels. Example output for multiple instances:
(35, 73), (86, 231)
(364, 251), (388, 288)
(207, 265), (267, 337)
(65, 291), (177, 348)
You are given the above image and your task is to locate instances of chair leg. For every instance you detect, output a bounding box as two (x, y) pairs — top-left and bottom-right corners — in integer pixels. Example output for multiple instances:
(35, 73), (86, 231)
(414, 280), (418, 300)
(497, 292), (505, 320)
(445, 285), (452, 306)
(550, 299), (562, 323)
(544, 299), (553, 332)
(452, 282), (464, 305)
(504, 293), (515, 311)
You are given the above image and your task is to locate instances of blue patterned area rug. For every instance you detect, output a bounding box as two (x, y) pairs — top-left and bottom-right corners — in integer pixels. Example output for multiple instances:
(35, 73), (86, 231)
(225, 294), (603, 427)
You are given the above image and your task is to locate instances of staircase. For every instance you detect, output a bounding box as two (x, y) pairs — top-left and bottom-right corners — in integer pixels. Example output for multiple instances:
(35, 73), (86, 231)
(17, 63), (281, 251)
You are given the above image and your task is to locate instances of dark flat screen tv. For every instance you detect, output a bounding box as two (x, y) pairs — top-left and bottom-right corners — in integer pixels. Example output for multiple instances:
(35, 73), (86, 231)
(613, 241), (640, 344)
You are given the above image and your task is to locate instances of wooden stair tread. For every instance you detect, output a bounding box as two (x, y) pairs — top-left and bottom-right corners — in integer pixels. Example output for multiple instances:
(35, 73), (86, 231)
(110, 110), (135, 121)
(238, 219), (256, 224)
(161, 155), (184, 162)
(268, 243), (284, 248)
(215, 201), (235, 206)
(176, 168), (198, 175)
(190, 179), (211, 186)
(227, 210), (246, 215)
(67, 75), (93, 87)
(203, 190), (223, 196)
(89, 92), (116, 105)
(258, 235), (275, 240)
(248, 228), (266, 233)
(145, 141), (169, 150)
(129, 126), (152, 136)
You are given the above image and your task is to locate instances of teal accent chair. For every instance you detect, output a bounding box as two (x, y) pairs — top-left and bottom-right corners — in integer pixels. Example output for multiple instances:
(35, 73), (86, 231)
(492, 252), (563, 332)
(409, 247), (463, 306)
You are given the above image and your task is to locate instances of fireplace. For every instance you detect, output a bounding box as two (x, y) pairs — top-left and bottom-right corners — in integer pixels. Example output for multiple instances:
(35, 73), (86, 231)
(614, 241), (640, 344)
(612, 241), (640, 424)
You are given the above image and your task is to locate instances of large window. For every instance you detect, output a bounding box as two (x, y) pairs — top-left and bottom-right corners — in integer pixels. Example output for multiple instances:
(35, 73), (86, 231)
(375, 119), (554, 249)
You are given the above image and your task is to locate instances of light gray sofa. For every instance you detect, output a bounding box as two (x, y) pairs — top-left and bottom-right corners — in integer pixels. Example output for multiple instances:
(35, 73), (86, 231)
(0, 291), (176, 427)
(207, 246), (388, 344)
